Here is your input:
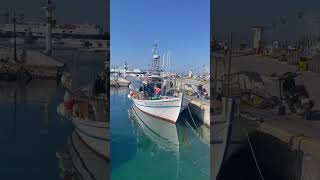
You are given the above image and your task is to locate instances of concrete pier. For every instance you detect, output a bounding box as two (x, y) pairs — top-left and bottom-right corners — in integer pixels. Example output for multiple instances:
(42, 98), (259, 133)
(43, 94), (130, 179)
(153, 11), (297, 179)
(213, 53), (320, 179)
(185, 96), (210, 127)
(0, 48), (64, 79)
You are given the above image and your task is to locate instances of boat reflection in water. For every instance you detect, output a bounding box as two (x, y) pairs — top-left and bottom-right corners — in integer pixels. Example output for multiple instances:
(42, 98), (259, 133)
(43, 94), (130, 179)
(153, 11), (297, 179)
(56, 130), (109, 180)
(127, 104), (210, 179)
(56, 87), (109, 180)
(130, 104), (180, 156)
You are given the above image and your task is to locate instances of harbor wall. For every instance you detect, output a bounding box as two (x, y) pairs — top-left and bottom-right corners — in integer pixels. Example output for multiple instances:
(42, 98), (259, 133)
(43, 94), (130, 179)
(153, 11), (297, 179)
(185, 96), (210, 127)
(255, 122), (320, 180)
(225, 119), (320, 180)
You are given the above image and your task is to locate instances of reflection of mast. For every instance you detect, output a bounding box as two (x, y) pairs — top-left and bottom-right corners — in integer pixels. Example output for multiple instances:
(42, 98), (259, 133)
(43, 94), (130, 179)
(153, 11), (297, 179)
(41, 103), (49, 134)
(13, 88), (17, 141)
(72, 51), (80, 89)
(13, 12), (17, 63)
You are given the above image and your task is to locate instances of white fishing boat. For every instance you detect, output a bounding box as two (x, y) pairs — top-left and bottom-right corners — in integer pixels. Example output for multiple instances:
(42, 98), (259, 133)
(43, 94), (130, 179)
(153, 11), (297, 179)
(57, 97), (109, 160)
(128, 43), (188, 123)
(57, 79), (109, 161)
(130, 93), (186, 123)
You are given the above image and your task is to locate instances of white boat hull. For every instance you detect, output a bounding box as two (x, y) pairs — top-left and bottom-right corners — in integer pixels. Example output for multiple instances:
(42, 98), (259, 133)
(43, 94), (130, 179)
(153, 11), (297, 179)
(72, 117), (109, 159)
(132, 94), (186, 123)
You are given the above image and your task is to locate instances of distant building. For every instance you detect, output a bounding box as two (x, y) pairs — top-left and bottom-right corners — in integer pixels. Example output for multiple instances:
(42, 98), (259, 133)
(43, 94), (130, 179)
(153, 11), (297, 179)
(188, 70), (192, 78)
(253, 26), (264, 53)
(0, 22), (107, 40)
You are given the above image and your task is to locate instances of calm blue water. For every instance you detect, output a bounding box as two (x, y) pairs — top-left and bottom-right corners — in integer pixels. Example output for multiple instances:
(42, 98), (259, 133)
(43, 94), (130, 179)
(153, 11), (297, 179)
(0, 51), (105, 179)
(110, 87), (210, 180)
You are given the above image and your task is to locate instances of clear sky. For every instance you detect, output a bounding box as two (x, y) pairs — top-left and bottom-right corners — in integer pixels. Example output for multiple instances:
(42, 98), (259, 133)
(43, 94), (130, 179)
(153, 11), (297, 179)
(111, 0), (210, 73)
(212, 0), (320, 45)
(1, 0), (109, 31)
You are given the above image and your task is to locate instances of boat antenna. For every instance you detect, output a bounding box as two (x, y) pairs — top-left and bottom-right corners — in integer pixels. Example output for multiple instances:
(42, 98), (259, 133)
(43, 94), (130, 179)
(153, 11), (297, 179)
(162, 52), (165, 70)
(168, 50), (171, 73)
(167, 51), (170, 72)
(152, 41), (158, 55)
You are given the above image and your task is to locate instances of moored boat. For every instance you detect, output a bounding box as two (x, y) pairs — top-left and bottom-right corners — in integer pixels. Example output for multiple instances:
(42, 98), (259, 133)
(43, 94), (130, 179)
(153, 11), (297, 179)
(128, 43), (188, 123)
(131, 93), (186, 123)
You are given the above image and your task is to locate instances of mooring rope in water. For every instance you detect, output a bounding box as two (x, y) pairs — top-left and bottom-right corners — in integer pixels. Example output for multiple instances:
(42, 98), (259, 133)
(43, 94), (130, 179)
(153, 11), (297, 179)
(247, 133), (265, 180)
(187, 104), (198, 128)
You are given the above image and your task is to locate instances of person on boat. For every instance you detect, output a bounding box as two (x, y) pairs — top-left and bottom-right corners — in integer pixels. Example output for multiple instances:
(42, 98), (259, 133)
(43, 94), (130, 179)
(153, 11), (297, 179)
(72, 101), (79, 117)
(197, 84), (203, 98)
(94, 73), (106, 95)
(146, 83), (154, 98)
(64, 97), (75, 113)
(138, 84), (146, 100)
(161, 84), (167, 96)
(139, 84), (144, 92)
(88, 103), (96, 121)
(154, 86), (161, 99)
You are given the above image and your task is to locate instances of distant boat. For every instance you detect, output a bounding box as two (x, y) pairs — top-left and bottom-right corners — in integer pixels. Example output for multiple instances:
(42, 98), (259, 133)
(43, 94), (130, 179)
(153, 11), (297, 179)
(110, 75), (130, 87)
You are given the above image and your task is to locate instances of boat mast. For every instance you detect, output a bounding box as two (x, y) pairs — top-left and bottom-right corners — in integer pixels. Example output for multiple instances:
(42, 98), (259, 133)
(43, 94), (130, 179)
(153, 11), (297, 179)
(124, 60), (127, 79)
(151, 42), (160, 75)
(43, 0), (55, 56)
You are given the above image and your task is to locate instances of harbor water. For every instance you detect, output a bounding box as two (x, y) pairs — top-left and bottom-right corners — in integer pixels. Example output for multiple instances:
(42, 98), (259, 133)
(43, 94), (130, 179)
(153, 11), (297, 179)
(0, 50), (105, 179)
(110, 87), (210, 180)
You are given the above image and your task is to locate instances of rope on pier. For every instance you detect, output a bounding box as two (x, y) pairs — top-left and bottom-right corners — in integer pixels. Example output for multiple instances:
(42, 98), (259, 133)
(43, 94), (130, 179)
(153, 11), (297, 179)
(247, 133), (265, 180)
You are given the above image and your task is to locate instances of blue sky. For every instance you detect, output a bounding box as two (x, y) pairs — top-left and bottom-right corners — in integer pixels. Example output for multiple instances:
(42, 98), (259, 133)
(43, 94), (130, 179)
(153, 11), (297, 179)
(212, 0), (320, 44)
(2, 0), (109, 31)
(111, 0), (209, 73)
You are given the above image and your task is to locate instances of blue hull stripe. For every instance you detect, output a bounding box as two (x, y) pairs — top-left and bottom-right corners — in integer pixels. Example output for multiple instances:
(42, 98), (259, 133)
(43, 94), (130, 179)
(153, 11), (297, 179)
(135, 103), (180, 108)
(76, 127), (109, 142)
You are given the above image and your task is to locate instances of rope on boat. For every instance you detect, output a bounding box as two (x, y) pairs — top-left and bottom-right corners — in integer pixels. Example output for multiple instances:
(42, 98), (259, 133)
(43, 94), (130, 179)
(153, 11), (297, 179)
(247, 133), (265, 180)
(187, 104), (198, 128)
